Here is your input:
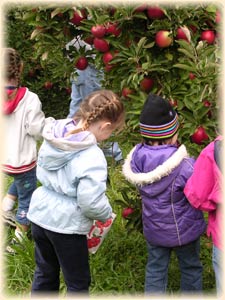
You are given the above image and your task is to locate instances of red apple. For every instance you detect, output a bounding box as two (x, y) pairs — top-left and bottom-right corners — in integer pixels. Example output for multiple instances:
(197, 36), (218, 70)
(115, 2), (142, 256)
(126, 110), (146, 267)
(91, 24), (106, 38)
(191, 126), (209, 144)
(105, 22), (121, 37)
(65, 87), (72, 95)
(122, 207), (134, 218)
(75, 56), (88, 70)
(122, 87), (133, 98)
(93, 38), (110, 52)
(102, 51), (114, 65)
(105, 64), (113, 72)
(176, 27), (189, 42)
(215, 10), (221, 24)
(70, 9), (86, 26)
(189, 25), (197, 33)
(169, 98), (178, 108)
(155, 30), (172, 48)
(189, 72), (196, 80)
(83, 35), (94, 45)
(44, 81), (53, 89)
(134, 4), (148, 12)
(147, 6), (165, 19)
(28, 69), (36, 78)
(203, 100), (212, 118)
(200, 30), (215, 44)
(140, 77), (154, 92)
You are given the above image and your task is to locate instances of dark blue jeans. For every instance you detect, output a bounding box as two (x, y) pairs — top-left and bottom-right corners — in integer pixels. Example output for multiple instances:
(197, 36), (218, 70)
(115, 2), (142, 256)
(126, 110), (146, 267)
(145, 238), (203, 294)
(31, 223), (91, 294)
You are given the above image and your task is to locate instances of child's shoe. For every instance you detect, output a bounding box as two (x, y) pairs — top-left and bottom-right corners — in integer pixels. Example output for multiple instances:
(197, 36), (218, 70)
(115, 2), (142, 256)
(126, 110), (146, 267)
(5, 229), (24, 254)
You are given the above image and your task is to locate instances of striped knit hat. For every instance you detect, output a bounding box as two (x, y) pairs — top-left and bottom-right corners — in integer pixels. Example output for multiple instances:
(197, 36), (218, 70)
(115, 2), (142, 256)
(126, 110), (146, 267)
(140, 94), (179, 139)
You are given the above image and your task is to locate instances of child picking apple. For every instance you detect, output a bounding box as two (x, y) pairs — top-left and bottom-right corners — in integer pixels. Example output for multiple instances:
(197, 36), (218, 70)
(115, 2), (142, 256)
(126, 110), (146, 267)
(67, 36), (123, 163)
(122, 93), (206, 294)
(27, 89), (125, 294)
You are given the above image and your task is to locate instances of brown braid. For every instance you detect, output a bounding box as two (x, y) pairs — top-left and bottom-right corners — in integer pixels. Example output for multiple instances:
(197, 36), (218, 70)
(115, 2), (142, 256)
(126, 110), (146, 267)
(4, 48), (23, 100)
(67, 90), (125, 136)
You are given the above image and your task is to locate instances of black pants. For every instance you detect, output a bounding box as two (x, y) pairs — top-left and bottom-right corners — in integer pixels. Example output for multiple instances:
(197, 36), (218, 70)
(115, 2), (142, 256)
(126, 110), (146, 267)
(31, 223), (91, 294)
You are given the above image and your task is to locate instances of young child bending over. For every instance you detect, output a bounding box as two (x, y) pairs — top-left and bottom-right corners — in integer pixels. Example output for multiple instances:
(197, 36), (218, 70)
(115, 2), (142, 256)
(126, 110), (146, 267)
(27, 89), (125, 294)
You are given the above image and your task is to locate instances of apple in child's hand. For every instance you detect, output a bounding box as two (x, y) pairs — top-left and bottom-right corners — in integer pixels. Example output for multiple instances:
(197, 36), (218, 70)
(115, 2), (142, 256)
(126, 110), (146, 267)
(122, 207), (134, 218)
(155, 30), (172, 48)
(75, 56), (88, 70)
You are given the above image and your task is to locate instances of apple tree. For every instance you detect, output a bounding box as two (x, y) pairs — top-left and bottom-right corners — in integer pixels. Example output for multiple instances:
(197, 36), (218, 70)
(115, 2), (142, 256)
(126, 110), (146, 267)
(5, 3), (222, 232)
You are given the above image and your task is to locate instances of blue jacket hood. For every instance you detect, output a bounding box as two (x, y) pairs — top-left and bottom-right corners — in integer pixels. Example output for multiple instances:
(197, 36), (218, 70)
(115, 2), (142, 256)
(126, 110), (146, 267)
(38, 118), (97, 170)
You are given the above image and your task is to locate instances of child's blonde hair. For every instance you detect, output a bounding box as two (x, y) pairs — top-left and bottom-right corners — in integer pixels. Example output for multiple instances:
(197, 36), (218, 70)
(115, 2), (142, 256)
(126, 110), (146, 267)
(68, 89), (125, 135)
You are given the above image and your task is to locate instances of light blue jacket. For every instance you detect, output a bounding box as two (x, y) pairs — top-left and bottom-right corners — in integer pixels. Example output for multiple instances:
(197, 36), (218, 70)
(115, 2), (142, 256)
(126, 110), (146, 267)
(27, 118), (112, 234)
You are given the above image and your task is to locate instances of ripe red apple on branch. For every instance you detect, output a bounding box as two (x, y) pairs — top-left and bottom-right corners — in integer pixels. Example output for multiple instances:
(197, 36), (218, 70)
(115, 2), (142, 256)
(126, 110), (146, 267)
(44, 81), (53, 89)
(121, 87), (134, 98)
(91, 24), (106, 38)
(70, 9), (86, 26)
(147, 6), (165, 19)
(140, 77), (154, 92)
(155, 30), (172, 48)
(134, 4), (148, 13)
(191, 126), (209, 145)
(189, 72), (196, 80)
(175, 27), (190, 42)
(93, 37), (110, 52)
(75, 56), (88, 70)
(102, 51), (114, 65)
(200, 30), (216, 44)
(105, 22), (121, 37)
(122, 207), (134, 218)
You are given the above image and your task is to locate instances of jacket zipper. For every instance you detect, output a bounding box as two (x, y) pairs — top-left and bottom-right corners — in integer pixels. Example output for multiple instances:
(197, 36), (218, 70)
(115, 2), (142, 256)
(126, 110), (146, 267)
(171, 179), (181, 245)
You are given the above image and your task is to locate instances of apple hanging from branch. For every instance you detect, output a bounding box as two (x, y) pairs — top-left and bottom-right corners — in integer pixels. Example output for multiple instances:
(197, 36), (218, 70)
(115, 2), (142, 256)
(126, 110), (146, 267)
(191, 126), (209, 144)
(155, 30), (172, 48)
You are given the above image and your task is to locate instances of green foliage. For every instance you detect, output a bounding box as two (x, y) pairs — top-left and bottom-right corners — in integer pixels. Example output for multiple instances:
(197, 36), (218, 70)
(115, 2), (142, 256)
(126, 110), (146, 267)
(3, 5), (219, 295)
(5, 4), (221, 154)
(3, 168), (216, 296)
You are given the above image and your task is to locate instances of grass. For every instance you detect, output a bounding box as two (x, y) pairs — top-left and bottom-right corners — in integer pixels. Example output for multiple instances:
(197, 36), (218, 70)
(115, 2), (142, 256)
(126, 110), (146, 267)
(2, 154), (216, 298)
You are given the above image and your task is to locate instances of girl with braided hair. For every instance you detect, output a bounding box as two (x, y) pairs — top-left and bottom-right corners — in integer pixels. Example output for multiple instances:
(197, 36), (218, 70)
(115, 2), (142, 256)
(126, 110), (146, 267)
(27, 89), (125, 294)
(2, 48), (46, 250)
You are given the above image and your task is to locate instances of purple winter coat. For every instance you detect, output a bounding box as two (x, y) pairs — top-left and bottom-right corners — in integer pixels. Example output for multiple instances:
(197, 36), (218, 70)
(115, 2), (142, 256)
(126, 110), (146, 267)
(122, 143), (206, 247)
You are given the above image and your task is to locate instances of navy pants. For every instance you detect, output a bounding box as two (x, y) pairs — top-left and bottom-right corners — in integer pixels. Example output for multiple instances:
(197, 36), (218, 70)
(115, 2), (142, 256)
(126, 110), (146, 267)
(145, 238), (203, 294)
(31, 223), (91, 294)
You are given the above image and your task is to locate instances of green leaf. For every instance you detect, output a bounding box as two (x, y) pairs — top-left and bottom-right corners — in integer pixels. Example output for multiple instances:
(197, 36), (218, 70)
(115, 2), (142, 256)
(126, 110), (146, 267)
(173, 64), (195, 72)
(178, 48), (196, 61)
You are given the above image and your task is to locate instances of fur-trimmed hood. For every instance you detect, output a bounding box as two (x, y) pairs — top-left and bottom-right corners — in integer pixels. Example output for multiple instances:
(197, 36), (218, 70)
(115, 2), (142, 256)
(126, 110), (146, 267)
(122, 144), (189, 186)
